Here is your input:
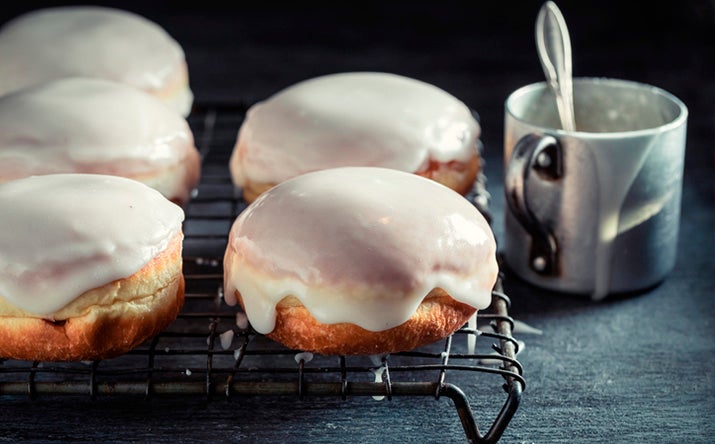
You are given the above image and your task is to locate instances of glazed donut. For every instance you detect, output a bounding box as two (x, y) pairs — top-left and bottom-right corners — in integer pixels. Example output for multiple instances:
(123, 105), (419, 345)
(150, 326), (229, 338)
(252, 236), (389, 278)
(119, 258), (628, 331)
(0, 77), (200, 206)
(229, 72), (482, 203)
(0, 6), (193, 116)
(0, 174), (185, 361)
(223, 167), (498, 355)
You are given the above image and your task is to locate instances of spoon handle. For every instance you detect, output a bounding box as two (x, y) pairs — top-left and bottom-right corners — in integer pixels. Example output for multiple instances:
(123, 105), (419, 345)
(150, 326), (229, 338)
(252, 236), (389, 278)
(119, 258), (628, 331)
(536, 1), (576, 131)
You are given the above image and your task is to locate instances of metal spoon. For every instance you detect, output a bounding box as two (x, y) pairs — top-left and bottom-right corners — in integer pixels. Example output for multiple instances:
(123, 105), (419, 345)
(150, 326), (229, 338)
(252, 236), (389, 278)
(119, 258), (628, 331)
(535, 1), (576, 131)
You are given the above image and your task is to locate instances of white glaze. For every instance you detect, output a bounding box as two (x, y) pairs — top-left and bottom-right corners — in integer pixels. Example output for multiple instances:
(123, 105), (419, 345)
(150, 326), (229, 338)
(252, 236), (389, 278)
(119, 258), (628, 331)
(223, 167), (497, 334)
(0, 174), (185, 316)
(467, 314), (478, 355)
(294, 352), (314, 364)
(371, 366), (387, 401)
(235, 311), (249, 330)
(0, 6), (192, 116)
(512, 320), (543, 335)
(219, 330), (235, 350)
(0, 77), (197, 201)
(230, 72), (480, 186)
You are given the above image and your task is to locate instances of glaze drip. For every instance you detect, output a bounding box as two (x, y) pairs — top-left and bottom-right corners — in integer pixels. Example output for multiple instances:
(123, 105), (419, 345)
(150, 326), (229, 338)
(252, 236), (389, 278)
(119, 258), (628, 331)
(223, 167), (497, 334)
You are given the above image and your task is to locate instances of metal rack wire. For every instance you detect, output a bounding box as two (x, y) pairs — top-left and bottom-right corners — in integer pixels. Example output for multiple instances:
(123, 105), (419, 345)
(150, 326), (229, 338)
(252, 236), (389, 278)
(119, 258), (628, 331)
(0, 104), (523, 444)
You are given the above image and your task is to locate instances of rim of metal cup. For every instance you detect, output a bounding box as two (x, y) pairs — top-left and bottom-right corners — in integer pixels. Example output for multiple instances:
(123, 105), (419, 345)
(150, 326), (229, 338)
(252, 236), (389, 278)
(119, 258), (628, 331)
(505, 77), (688, 138)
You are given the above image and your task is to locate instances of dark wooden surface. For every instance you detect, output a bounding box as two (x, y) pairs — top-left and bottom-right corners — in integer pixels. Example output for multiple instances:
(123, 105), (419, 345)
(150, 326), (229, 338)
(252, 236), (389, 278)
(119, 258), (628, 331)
(1, 1), (714, 443)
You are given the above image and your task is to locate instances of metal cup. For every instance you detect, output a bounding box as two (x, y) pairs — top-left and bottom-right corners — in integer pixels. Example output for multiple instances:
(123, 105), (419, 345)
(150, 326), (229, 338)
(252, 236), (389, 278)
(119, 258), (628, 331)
(503, 77), (688, 300)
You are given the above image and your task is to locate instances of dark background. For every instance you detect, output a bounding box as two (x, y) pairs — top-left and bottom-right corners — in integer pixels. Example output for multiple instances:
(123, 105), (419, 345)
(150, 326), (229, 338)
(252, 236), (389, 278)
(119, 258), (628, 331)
(1, 1), (714, 443)
(1, 1), (712, 172)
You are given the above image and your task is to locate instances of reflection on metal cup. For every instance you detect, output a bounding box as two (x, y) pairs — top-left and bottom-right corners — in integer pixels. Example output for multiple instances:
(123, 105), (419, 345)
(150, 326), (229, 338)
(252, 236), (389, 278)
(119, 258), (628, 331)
(503, 77), (688, 299)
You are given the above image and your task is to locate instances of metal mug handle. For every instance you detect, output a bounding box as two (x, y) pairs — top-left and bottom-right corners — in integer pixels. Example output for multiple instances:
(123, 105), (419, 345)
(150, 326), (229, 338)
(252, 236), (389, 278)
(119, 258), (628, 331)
(505, 133), (564, 275)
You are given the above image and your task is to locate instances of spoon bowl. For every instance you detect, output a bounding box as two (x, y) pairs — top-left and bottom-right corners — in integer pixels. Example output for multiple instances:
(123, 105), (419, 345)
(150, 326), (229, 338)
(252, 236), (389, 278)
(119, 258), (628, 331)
(535, 1), (576, 131)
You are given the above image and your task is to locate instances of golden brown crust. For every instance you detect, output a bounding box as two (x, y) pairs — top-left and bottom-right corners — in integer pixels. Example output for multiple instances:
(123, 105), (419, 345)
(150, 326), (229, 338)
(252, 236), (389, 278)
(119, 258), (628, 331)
(151, 62), (191, 102)
(239, 180), (274, 205)
(239, 152), (481, 204)
(0, 233), (185, 361)
(234, 288), (476, 355)
(415, 151), (481, 196)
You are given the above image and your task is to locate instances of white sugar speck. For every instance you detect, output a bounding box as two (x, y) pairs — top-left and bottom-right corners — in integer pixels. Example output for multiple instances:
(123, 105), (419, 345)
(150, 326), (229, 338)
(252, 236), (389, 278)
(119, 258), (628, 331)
(195, 256), (219, 266)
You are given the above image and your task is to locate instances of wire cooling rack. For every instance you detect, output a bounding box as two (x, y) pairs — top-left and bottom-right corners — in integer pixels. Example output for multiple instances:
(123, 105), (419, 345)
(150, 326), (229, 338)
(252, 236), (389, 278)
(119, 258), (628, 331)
(0, 104), (524, 444)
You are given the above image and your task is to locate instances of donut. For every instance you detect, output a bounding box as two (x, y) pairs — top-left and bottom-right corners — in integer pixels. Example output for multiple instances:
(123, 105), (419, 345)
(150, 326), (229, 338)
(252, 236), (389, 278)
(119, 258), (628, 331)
(0, 77), (200, 206)
(0, 6), (193, 116)
(229, 72), (482, 203)
(0, 174), (185, 361)
(223, 167), (498, 355)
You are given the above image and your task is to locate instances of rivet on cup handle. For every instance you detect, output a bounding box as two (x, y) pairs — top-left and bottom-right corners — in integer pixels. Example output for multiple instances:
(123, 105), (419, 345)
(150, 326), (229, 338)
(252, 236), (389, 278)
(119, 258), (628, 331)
(505, 133), (563, 276)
